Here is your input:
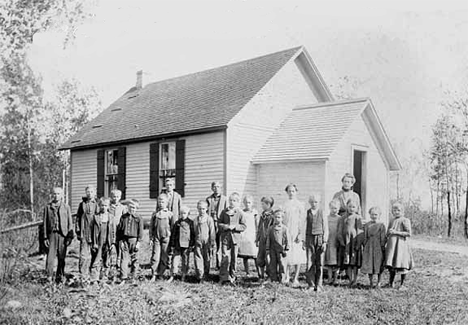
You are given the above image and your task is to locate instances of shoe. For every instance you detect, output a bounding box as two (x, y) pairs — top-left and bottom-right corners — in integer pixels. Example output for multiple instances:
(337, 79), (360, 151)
(398, 285), (407, 291)
(316, 285), (324, 292)
(167, 276), (174, 283)
(292, 280), (300, 288)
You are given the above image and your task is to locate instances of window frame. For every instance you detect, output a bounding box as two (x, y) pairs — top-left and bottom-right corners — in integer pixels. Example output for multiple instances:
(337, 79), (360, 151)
(104, 148), (120, 197)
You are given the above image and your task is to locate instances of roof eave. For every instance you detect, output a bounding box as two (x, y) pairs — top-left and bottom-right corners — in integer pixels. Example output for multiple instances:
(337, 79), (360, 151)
(363, 100), (402, 171)
(251, 157), (329, 165)
(59, 125), (227, 151)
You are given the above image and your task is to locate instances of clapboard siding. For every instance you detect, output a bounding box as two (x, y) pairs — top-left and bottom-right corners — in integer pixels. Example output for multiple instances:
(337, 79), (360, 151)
(256, 162), (326, 210)
(184, 131), (225, 209)
(326, 115), (389, 224)
(125, 142), (152, 218)
(70, 149), (98, 213)
(69, 131), (224, 220)
(227, 58), (318, 200)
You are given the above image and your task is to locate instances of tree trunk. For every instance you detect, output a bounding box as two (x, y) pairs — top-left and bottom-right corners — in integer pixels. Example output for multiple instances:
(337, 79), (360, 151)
(465, 185), (468, 239)
(429, 180), (434, 214)
(447, 190), (452, 237)
(27, 121), (34, 216)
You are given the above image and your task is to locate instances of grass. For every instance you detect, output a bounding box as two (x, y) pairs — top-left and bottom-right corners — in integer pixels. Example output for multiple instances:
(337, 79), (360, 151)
(1, 235), (468, 324)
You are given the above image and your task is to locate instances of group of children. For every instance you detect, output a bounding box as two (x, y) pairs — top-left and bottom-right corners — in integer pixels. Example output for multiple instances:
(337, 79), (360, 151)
(70, 174), (413, 291)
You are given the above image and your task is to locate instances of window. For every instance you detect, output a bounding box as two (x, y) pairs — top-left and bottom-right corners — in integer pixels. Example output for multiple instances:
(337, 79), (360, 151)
(97, 147), (126, 199)
(150, 140), (185, 198)
(159, 142), (176, 191)
(105, 149), (119, 197)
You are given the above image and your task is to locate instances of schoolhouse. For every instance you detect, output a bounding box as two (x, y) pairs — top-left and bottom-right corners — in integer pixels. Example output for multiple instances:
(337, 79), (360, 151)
(60, 46), (400, 223)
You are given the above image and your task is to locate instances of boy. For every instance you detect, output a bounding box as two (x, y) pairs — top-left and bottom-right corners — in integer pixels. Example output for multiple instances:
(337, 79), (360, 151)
(168, 206), (195, 282)
(163, 178), (182, 223)
(266, 210), (289, 283)
(193, 200), (216, 282)
(76, 185), (99, 284)
(116, 199), (143, 283)
(256, 196), (275, 281)
(304, 194), (329, 292)
(206, 181), (227, 269)
(89, 197), (115, 284)
(109, 189), (126, 282)
(218, 192), (246, 285)
(149, 193), (174, 281)
(42, 187), (74, 284)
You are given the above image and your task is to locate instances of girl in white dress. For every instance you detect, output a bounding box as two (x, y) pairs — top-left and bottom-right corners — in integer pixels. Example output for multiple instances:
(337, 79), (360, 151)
(282, 183), (306, 286)
(238, 195), (259, 276)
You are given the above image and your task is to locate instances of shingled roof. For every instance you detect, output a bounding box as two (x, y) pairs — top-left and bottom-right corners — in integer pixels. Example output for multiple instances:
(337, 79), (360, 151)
(61, 46), (305, 150)
(252, 98), (401, 171)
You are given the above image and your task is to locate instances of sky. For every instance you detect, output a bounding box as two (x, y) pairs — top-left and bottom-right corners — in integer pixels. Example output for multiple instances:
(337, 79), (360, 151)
(27, 0), (468, 203)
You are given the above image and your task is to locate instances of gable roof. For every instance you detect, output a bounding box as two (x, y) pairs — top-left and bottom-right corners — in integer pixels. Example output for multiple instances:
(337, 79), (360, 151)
(252, 98), (401, 171)
(61, 46), (332, 150)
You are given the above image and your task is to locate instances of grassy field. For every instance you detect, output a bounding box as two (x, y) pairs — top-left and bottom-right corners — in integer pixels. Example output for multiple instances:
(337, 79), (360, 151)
(1, 238), (468, 325)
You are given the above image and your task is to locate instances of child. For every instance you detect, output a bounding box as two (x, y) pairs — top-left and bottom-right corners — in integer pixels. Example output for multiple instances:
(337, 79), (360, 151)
(361, 206), (387, 288)
(218, 192), (247, 285)
(340, 198), (363, 286)
(238, 195), (259, 276)
(332, 173), (361, 217)
(163, 178), (182, 225)
(206, 181), (228, 269)
(108, 189), (127, 282)
(168, 206), (195, 282)
(193, 200), (216, 282)
(149, 193), (174, 281)
(116, 199), (143, 283)
(282, 183), (306, 286)
(42, 187), (74, 284)
(304, 194), (328, 292)
(256, 197), (275, 281)
(266, 210), (289, 283)
(384, 202), (414, 290)
(75, 185), (99, 285)
(90, 197), (115, 284)
(324, 199), (341, 285)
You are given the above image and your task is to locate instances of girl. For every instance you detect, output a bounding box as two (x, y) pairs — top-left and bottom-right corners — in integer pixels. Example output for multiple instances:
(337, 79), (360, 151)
(333, 173), (361, 217)
(282, 183), (306, 287)
(325, 199), (341, 285)
(361, 206), (386, 288)
(340, 198), (363, 286)
(238, 195), (259, 276)
(385, 202), (414, 290)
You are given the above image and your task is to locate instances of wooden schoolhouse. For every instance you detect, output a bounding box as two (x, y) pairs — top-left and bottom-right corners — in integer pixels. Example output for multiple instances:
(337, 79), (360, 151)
(60, 46), (401, 223)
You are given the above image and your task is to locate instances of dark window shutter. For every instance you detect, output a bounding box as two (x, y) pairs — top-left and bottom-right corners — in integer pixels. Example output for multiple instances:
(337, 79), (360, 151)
(117, 146), (126, 199)
(149, 142), (160, 198)
(97, 149), (105, 198)
(175, 139), (185, 197)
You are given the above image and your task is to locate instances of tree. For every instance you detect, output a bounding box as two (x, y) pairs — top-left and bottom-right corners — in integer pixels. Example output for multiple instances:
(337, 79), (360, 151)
(0, 0), (95, 213)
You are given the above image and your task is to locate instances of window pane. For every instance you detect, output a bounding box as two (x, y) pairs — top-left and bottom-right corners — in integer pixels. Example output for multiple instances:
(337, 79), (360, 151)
(106, 149), (119, 175)
(160, 143), (176, 170)
(168, 143), (176, 169)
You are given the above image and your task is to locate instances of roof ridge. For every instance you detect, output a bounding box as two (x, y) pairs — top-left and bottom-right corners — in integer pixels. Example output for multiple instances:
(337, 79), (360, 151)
(293, 97), (370, 111)
(140, 46), (303, 89)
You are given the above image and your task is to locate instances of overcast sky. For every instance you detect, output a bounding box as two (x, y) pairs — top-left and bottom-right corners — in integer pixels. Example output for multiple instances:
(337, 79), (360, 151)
(28, 0), (468, 162)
